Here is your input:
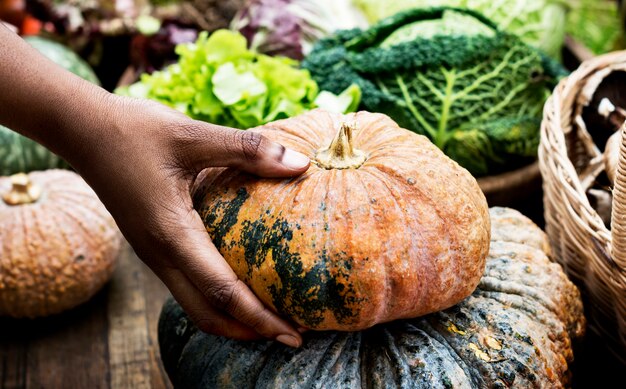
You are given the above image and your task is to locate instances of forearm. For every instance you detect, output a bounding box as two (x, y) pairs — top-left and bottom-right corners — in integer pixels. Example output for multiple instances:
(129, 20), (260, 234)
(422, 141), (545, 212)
(0, 25), (114, 166)
(0, 25), (310, 345)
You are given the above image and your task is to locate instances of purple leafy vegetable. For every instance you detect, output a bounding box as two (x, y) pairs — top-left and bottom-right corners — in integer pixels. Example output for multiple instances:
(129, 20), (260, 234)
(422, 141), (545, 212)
(230, 0), (367, 60)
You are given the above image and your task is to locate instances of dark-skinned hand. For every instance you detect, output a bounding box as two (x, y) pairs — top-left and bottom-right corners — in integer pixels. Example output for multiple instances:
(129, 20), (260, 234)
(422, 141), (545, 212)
(0, 25), (309, 347)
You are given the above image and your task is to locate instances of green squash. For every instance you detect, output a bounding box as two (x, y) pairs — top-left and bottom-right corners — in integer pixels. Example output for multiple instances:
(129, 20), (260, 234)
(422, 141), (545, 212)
(158, 207), (585, 388)
(0, 36), (99, 175)
(0, 129), (68, 175)
(23, 36), (100, 86)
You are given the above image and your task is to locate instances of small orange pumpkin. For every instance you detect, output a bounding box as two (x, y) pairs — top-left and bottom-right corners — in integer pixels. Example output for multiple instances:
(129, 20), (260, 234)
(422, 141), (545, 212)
(193, 110), (490, 330)
(0, 170), (121, 318)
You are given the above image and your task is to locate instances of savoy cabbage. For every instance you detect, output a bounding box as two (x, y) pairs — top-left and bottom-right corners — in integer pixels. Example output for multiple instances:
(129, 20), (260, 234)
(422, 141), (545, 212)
(303, 7), (564, 176)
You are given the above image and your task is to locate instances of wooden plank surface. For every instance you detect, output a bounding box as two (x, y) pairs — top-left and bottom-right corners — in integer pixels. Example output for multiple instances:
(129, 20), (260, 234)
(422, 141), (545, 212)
(0, 242), (172, 389)
(2, 239), (623, 388)
(108, 245), (152, 389)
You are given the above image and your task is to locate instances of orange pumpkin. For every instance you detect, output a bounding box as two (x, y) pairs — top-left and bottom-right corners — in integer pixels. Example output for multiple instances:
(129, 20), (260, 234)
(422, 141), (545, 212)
(193, 110), (490, 330)
(0, 170), (121, 318)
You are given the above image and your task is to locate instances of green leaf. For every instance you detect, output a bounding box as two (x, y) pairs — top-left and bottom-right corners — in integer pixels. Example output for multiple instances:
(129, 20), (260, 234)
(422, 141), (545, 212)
(353, 0), (567, 58)
(200, 30), (253, 65)
(231, 96), (268, 128)
(314, 84), (362, 113)
(114, 82), (151, 98)
(192, 89), (223, 119)
(381, 10), (495, 47)
(255, 56), (318, 103)
(444, 128), (494, 176)
(566, 0), (621, 54)
(212, 63), (267, 106)
(265, 97), (307, 122)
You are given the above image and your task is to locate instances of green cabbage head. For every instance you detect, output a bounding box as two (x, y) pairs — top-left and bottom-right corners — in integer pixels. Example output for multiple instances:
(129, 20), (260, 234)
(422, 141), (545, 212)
(303, 7), (565, 176)
(352, 0), (567, 58)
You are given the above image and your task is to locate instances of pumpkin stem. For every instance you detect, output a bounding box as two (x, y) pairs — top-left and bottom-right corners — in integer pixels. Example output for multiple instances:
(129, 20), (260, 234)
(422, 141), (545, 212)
(3, 173), (42, 205)
(314, 122), (367, 169)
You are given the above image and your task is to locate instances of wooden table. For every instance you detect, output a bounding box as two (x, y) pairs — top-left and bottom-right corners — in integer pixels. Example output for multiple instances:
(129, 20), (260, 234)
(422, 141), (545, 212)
(1, 239), (623, 388)
(0, 243), (173, 389)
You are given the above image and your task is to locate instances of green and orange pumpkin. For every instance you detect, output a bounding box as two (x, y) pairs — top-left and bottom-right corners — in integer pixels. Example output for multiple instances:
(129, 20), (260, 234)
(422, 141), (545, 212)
(159, 207), (585, 388)
(192, 109), (491, 331)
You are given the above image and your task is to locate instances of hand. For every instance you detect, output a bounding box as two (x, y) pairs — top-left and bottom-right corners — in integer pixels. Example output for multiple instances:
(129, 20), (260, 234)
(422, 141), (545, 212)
(0, 27), (311, 346)
(69, 95), (310, 347)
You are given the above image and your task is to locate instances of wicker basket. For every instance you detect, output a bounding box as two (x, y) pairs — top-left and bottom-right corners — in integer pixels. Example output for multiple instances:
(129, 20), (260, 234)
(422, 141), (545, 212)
(540, 51), (626, 362)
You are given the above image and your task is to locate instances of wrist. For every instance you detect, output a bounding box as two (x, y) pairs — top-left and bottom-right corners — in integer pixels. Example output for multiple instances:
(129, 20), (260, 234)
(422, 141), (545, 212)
(0, 27), (122, 169)
(49, 81), (120, 167)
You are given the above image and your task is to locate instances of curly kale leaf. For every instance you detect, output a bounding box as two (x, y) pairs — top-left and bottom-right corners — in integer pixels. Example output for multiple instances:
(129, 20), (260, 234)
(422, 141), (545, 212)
(303, 7), (563, 176)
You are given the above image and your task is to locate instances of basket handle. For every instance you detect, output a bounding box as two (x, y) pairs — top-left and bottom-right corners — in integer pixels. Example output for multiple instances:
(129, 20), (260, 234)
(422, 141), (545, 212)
(611, 122), (626, 269)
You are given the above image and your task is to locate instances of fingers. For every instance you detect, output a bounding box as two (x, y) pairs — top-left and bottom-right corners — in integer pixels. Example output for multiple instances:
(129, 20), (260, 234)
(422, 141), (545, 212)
(159, 268), (261, 341)
(152, 205), (303, 348)
(114, 104), (307, 346)
(169, 121), (310, 177)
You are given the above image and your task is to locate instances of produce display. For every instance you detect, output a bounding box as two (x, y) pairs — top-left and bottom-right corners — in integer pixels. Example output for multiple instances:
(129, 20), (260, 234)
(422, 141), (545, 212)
(0, 36), (99, 175)
(6, 0), (625, 381)
(158, 207), (585, 388)
(304, 8), (564, 176)
(0, 170), (122, 318)
(352, 0), (568, 58)
(192, 109), (490, 330)
(118, 30), (361, 129)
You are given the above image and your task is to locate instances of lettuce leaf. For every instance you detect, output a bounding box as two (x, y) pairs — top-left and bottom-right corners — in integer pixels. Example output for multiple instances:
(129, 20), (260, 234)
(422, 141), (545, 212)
(116, 29), (359, 128)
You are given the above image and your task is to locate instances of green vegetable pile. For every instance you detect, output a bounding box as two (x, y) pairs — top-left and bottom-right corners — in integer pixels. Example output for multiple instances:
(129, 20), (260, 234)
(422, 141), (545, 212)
(303, 7), (564, 176)
(118, 29), (360, 129)
(352, 0), (567, 59)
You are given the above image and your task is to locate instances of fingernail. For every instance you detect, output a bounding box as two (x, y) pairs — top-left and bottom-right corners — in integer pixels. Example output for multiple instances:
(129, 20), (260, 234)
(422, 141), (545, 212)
(281, 148), (310, 170)
(297, 327), (308, 333)
(276, 334), (301, 348)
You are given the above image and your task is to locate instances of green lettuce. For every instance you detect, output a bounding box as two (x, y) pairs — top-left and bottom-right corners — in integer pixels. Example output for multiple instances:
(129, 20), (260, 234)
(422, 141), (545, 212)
(117, 29), (359, 128)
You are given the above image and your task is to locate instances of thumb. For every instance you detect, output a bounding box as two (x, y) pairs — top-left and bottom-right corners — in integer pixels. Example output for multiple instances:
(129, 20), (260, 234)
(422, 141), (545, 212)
(173, 121), (310, 177)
